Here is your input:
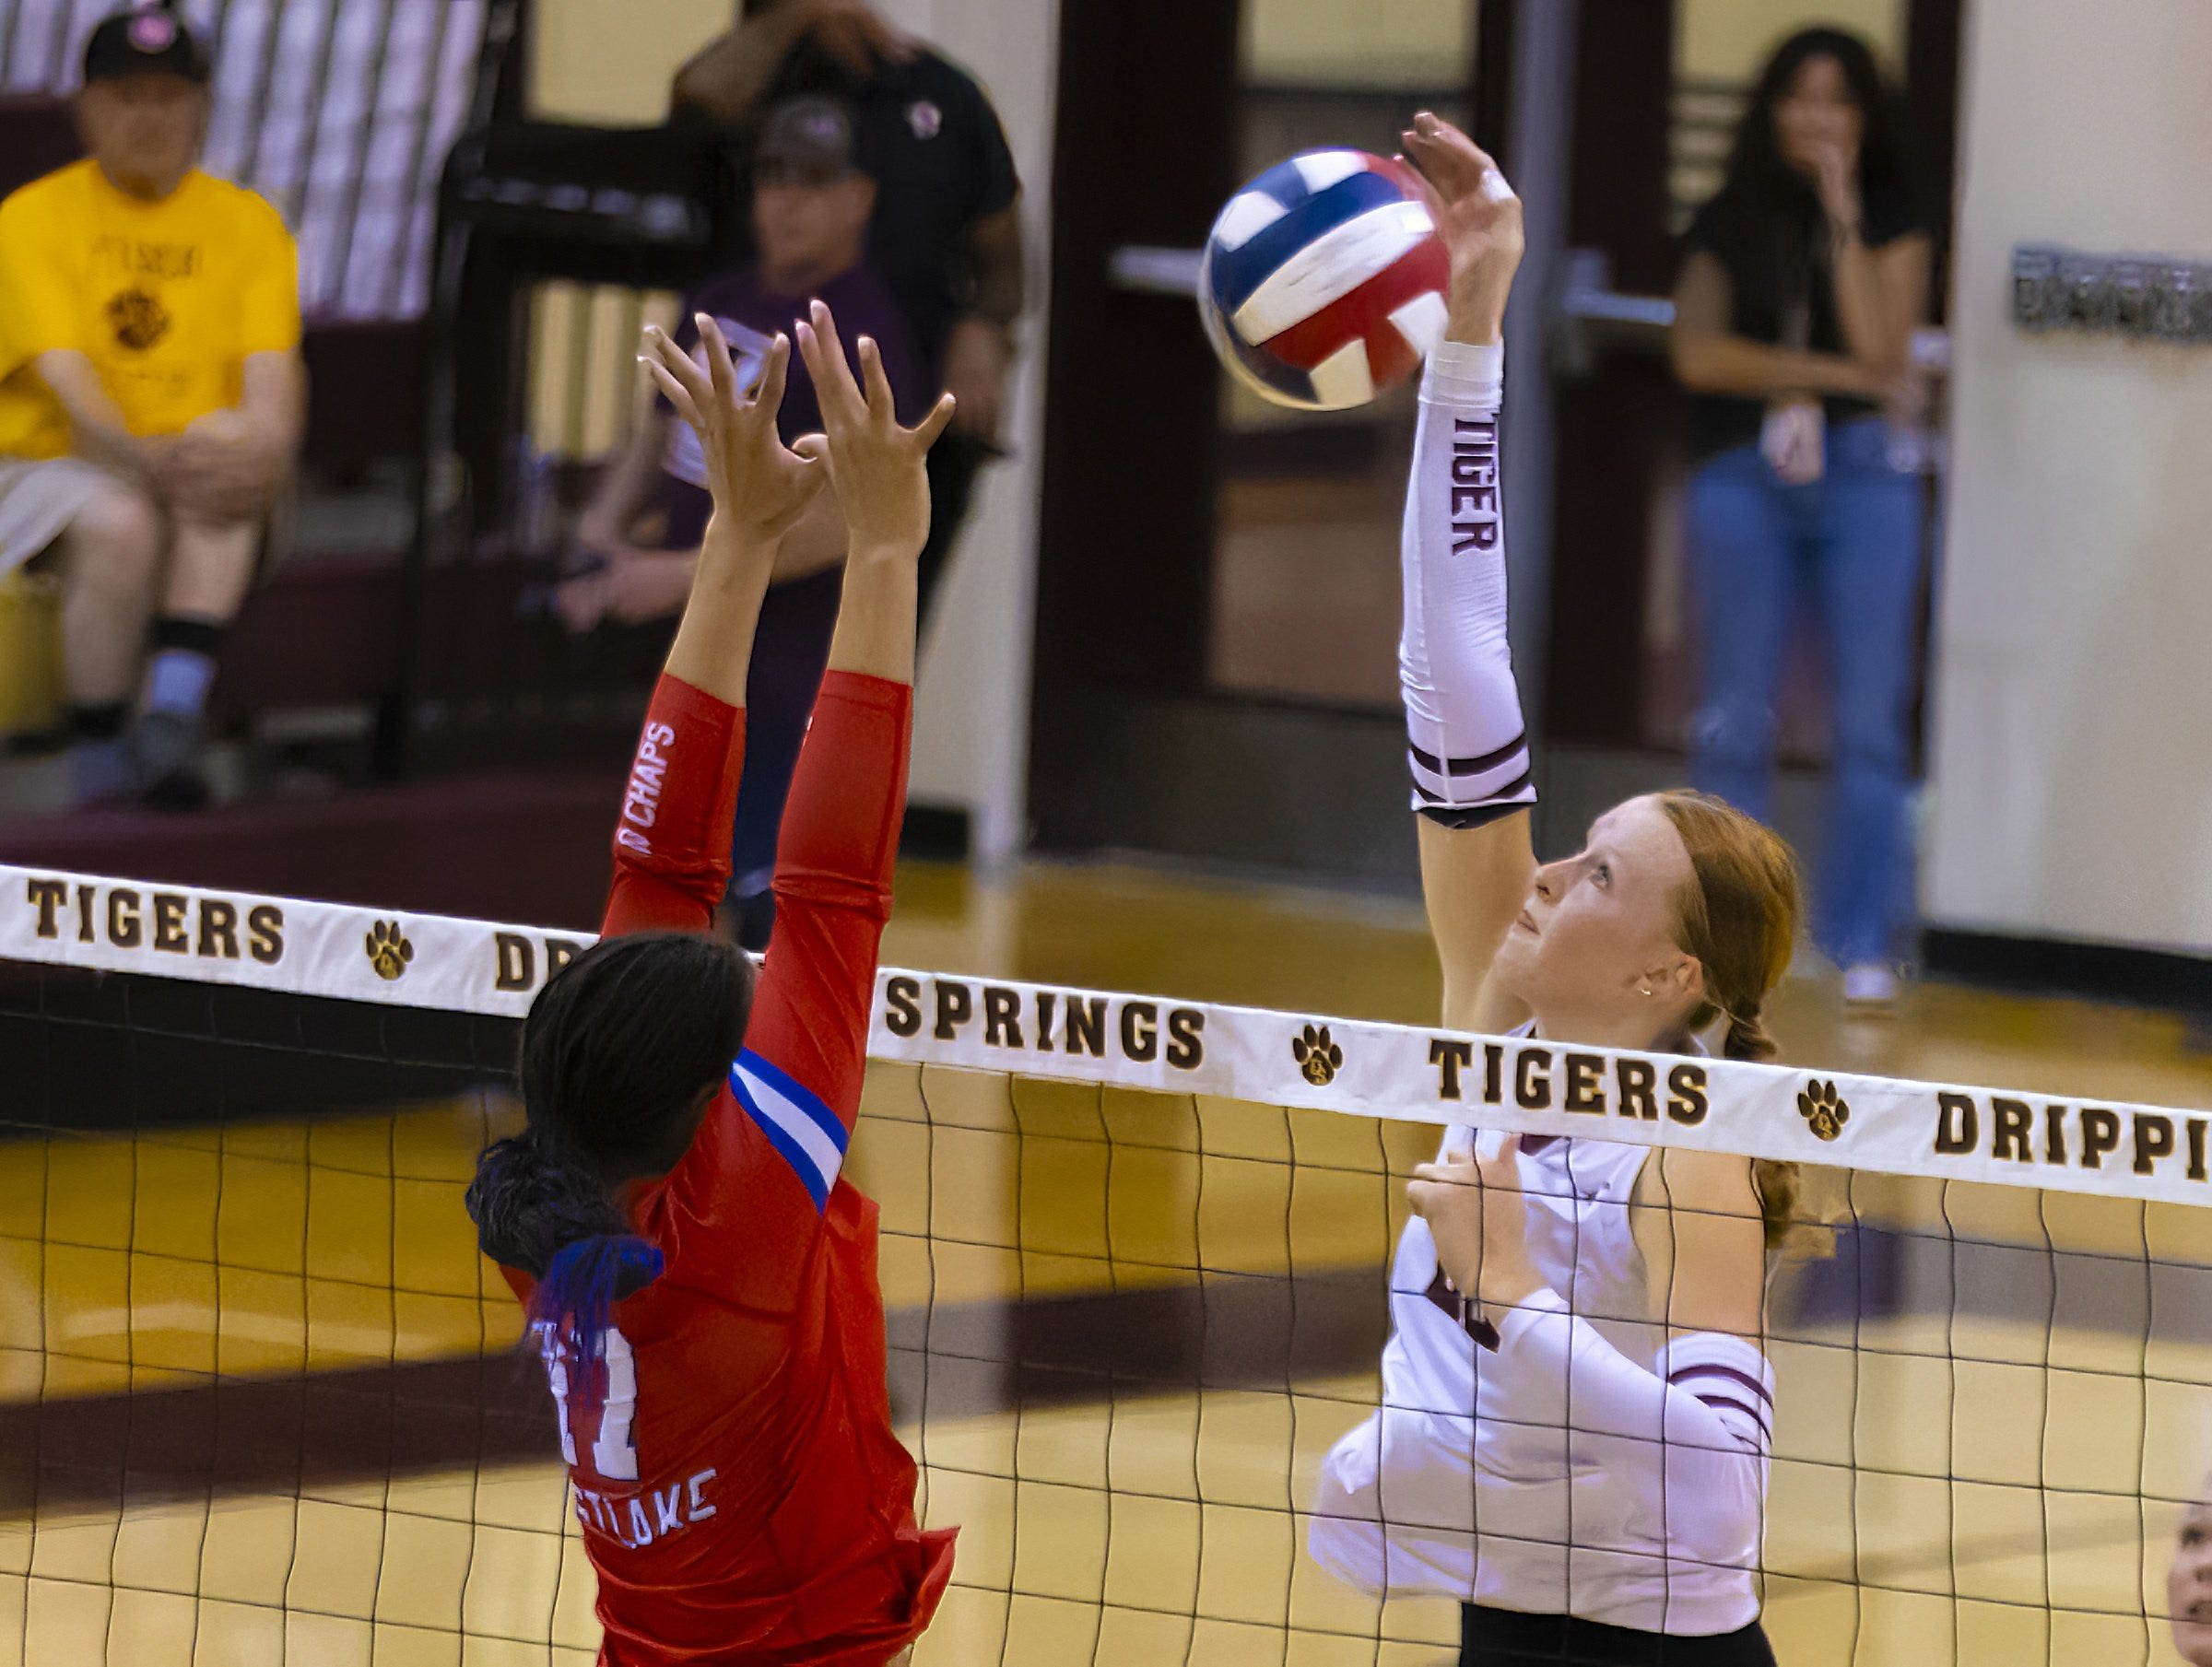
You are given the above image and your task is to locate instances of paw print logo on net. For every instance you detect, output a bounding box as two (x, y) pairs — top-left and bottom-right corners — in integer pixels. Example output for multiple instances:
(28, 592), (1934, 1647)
(364, 921), (416, 981)
(1796, 1078), (1851, 1142)
(1292, 1023), (1344, 1087)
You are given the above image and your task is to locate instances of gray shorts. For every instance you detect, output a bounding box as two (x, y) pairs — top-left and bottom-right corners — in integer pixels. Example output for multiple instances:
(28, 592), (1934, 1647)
(0, 454), (119, 576)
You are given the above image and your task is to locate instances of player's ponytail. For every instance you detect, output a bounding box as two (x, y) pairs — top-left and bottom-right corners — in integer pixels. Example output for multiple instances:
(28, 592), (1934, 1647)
(535, 1231), (665, 1364)
(466, 930), (754, 1347)
(1655, 790), (1819, 1254)
(465, 1126), (665, 1366)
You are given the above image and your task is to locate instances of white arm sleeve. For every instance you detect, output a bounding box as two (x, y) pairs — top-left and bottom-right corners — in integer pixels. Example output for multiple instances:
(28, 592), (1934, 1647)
(1398, 340), (1536, 824)
(1489, 1290), (1771, 1572)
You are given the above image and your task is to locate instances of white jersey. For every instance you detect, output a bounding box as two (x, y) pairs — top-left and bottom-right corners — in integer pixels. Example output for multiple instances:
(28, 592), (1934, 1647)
(1310, 1046), (1773, 1636)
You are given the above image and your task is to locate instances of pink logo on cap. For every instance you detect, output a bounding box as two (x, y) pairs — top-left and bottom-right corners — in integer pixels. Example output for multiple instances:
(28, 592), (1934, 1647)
(128, 11), (177, 51)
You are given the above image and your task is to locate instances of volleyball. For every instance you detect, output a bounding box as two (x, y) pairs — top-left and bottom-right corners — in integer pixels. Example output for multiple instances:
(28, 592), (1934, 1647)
(1198, 148), (1451, 411)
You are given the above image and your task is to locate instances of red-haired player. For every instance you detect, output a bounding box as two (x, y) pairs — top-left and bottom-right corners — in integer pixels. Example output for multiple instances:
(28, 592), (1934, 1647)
(466, 300), (958, 1665)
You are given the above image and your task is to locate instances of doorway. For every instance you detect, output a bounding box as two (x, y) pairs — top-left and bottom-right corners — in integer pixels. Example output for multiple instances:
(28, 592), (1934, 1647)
(1031, 0), (1958, 879)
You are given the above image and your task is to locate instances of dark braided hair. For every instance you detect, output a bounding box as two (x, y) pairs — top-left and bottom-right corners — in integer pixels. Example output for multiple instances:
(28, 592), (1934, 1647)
(466, 931), (754, 1362)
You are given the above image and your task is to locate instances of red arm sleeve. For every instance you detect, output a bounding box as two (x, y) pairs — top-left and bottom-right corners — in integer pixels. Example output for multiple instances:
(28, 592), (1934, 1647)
(641, 673), (911, 1306)
(600, 674), (747, 938)
(742, 671), (912, 1140)
(645, 667), (907, 1282)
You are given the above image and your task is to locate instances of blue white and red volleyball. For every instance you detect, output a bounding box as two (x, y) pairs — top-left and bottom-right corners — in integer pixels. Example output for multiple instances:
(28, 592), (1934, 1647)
(1199, 149), (1450, 411)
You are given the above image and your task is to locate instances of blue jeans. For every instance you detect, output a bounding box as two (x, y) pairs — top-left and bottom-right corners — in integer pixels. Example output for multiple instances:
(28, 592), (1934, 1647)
(1686, 417), (1926, 969)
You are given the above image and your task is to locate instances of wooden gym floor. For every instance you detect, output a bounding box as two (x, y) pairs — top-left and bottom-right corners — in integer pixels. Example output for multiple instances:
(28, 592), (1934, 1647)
(5, 857), (2211, 1665)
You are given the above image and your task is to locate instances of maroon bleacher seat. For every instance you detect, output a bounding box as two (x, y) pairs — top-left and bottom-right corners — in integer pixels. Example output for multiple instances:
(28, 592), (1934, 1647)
(0, 96), (78, 200)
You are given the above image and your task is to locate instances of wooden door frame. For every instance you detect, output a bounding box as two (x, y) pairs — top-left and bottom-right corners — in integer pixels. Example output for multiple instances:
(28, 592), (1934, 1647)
(1027, 0), (1505, 882)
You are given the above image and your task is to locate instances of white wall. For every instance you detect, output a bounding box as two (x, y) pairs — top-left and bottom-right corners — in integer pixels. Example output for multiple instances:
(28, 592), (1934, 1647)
(875, 0), (1053, 865)
(1924, 0), (2212, 952)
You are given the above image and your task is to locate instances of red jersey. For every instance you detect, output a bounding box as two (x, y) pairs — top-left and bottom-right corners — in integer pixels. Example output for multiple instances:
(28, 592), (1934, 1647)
(500, 670), (955, 1665)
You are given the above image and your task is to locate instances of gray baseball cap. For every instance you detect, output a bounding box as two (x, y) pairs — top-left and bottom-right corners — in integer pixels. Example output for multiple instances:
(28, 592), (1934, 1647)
(755, 96), (865, 182)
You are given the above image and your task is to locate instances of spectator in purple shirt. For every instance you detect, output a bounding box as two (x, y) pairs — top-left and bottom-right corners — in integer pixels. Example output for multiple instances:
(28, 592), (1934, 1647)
(560, 94), (926, 950)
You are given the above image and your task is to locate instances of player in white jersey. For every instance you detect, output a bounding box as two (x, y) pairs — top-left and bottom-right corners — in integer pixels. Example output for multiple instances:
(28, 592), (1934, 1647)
(1305, 115), (1808, 1667)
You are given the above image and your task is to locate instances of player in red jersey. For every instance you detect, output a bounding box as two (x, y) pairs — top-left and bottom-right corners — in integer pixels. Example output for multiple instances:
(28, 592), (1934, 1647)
(465, 298), (959, 1666)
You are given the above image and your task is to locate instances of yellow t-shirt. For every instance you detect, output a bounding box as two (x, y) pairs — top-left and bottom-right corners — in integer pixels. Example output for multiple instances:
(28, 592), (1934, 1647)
(0, 159), (300, 460)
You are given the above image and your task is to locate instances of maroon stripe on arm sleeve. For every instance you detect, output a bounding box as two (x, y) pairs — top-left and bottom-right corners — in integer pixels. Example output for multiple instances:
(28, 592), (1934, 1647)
(600, 674), (747, 938)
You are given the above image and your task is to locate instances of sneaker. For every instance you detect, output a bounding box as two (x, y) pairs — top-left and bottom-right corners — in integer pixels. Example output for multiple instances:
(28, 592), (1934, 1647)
(68, 737), (137, 808)
(134, 710), (211, 809)
(1841, 962), (1899, 1010)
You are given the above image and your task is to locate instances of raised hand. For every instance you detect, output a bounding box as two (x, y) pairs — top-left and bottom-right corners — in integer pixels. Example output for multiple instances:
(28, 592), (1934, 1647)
(1410, 1135), (1542, 1312)
(641, 316), (822, 545)
(1400, 111), (1524, 345)
(1809, 136), (1863, 238)
(792, 298), (958, 560)
(796, 0), (917, 76)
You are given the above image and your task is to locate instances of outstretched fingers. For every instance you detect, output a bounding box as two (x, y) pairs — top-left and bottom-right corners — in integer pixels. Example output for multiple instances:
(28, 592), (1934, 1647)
(1402, 111), (1511, 205)
(696, 312), (738, 409)
(750, 331), (793, 417)
(857, 335), (959, 451)
(1395, 148), (1449, 226)
(857, 335), (897, 420)
(800, 299), (868, 428)
(912, 391), (958, 452)
(640, 324), (707, 429)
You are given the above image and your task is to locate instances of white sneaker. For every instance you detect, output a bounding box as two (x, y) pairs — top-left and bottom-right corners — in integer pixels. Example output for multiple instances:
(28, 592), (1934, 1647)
(1841, 962), (1899, 1009)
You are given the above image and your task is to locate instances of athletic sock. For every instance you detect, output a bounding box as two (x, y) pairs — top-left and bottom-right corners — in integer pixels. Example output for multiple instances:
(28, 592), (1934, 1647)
(142, 615), (225, 719)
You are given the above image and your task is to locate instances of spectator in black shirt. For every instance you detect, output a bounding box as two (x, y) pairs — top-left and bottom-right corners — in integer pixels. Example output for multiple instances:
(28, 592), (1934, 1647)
(673, 0), (1023, 617)
(1668, 28), (1933, 1012)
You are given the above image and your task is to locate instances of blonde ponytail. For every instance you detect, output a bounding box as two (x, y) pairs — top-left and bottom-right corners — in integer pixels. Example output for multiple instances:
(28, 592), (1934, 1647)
(1655, 791), (1825, 1256)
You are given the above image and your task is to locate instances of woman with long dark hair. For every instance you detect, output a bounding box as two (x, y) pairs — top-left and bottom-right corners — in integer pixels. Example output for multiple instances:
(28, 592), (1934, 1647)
(1670, 28), (1933, 1009)
(1308, 115), (1810, 1667)
(466, 301), (956, 1665)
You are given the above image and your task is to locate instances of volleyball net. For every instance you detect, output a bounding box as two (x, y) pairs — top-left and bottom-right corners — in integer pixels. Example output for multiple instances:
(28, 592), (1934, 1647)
(4, 863), (2209, 1665)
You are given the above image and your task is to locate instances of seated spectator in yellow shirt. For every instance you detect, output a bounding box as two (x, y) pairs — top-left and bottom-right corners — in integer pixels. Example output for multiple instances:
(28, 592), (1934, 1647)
(0, 8), (304, 807)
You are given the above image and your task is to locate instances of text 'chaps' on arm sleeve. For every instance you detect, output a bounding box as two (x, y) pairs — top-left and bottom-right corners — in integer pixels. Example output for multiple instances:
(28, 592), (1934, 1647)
(601, 674), (747, 938)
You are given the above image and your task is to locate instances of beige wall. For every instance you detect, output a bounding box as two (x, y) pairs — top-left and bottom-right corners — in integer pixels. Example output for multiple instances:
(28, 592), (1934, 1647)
(1676, 0), (1904, 82)
(1924, 0), (2212, 952)
(1241, 0), (1472, 90)
(532, 0), (730, 123)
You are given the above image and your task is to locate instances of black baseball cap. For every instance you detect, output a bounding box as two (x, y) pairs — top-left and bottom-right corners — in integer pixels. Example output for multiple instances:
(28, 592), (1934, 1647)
(83, 7), (210, 87)
(755, 96), (866, 182)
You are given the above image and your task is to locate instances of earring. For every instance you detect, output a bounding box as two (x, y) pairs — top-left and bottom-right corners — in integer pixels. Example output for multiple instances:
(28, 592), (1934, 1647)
(1638, 985), (1653, 997)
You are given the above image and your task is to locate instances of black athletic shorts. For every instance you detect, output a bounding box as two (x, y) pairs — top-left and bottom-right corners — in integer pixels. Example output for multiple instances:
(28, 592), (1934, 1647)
(1462, 1604), (1778, 1666)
